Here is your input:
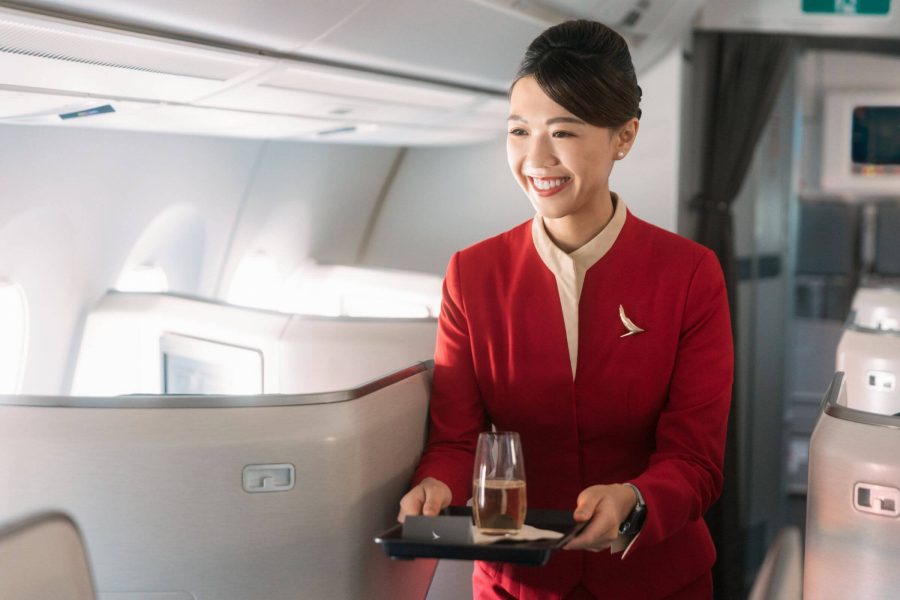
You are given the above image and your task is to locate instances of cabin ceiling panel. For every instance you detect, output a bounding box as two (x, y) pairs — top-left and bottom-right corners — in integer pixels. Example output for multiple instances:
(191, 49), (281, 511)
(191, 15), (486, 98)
(47, 104), (345, 140)
(302, 0), (544, 91)
(198, 82), (466, 128)
(0, 89), (96, 118)
(0, 6), (270, 103)
(0, 0), (370, 53)
(0, 0), (699, 142)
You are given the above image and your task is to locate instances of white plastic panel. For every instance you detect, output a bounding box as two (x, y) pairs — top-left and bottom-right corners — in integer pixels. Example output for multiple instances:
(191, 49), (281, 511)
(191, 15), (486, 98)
(805, 377), (900, 599)
(6, 0), (370, 54)
(266, 62), (480, 110)
(0, 368), (436, 600)
(278, 315), (437, 393)
(851, 286), (900, 331)
(0, 6), (267, 103)
(71, 292), (290, 396)
(304, 0), (544, 90)
(72, 292), (437, 396)
(199, 83), (456, 127)
(0, 281), (28, 394)
(0, 513), (96, 600)
(38, 103), (343, 139)
(836, 328), (900, 415)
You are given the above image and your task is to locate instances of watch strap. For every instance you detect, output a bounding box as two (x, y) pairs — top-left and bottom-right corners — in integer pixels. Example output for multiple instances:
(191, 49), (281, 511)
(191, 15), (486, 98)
(618, 483), (647, 536)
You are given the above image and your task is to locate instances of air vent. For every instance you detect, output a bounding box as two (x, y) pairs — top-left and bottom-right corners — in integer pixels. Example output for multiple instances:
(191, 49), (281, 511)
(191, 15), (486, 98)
(0, 13), (258, 81)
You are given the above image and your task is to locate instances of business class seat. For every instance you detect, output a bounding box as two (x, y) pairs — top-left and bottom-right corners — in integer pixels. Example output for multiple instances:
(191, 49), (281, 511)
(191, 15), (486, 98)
(0, 364), (437, 600)
(804, 372), (900, 599)
(0, 511), (97, 600)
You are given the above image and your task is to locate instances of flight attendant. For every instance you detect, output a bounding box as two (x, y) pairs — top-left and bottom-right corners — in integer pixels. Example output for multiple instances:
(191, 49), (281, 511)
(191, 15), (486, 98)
(398, 19), (732, 600)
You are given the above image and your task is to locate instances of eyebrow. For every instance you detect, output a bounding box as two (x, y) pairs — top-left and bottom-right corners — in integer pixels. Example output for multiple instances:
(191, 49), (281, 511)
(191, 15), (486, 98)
(507, 115), (586, 125)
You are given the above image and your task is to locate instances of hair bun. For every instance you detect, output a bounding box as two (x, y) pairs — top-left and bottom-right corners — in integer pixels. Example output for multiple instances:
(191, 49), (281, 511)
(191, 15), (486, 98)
(513, 20), (642, 127)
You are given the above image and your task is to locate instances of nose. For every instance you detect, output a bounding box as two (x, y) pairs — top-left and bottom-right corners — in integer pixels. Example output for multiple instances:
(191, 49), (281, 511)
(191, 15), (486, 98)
(524, 133), (558, 170)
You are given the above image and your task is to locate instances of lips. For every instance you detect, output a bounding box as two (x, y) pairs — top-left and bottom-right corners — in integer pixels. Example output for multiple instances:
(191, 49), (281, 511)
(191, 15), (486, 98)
(528, 176), (572, 197)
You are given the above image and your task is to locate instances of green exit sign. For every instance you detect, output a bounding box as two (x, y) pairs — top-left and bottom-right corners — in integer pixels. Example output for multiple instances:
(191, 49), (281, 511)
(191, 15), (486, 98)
(802, 0), (891, 14)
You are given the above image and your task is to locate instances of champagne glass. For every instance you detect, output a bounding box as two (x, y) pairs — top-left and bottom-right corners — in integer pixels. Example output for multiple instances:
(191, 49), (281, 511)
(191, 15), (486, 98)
(473, 431), (526, 535)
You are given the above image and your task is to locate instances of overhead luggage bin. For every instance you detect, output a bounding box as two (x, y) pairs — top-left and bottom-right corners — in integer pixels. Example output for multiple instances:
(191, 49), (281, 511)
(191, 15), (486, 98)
(0, 363), (436, 600)
(805, 372), (900, 600)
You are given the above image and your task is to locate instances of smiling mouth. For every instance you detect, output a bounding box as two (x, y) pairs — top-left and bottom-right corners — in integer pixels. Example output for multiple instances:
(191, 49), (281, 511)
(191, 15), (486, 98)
(529, 176), (572, 196)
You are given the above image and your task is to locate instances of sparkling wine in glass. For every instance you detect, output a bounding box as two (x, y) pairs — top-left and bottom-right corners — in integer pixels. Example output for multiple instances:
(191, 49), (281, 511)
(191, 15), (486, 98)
(473, 431), (526, 535)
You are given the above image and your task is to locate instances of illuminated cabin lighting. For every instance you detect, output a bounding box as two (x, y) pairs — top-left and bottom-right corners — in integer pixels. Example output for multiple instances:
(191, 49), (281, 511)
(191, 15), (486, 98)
(282, 264), (441, 319)
(0, 280), (29, 394)
(116, 264), (169, 293)
(227, 253), (283, 311)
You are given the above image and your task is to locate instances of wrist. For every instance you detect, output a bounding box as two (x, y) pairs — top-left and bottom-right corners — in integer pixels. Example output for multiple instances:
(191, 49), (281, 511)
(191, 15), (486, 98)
(618, 483), (646, 536)
(618, 483), (638, 517)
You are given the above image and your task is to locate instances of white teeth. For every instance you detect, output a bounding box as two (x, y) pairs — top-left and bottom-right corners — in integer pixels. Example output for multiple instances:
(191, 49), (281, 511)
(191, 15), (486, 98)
(531, 177), (568, 190)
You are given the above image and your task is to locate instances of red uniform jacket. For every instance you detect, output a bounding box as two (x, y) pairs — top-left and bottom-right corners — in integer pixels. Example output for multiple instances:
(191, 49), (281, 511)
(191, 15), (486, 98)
(412, 210), (733, 599)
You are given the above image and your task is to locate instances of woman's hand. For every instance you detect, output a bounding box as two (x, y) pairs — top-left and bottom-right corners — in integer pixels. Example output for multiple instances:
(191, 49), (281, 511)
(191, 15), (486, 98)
(396, 477), (452, 523)
(563, 484), (637, 551)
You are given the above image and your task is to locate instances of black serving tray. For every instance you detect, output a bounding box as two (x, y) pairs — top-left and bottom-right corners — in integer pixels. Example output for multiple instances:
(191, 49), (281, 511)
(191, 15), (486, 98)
(374, 506), (586, 566)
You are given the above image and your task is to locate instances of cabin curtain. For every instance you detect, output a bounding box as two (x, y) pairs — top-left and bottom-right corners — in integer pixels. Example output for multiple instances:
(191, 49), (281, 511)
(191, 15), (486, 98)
(695, 33), (794, 600)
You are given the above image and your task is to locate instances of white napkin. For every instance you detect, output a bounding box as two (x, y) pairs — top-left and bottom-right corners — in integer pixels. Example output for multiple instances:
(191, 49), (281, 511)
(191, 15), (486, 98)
(472, 524), (564, 545)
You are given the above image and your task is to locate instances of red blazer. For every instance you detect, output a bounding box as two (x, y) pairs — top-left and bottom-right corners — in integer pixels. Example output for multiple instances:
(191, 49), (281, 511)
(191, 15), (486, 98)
(412, 211), (733, 599)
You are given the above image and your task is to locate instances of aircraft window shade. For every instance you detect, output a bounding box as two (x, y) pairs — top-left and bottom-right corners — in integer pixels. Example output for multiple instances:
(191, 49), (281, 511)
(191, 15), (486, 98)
(115, 264), (169, 293)
(0, 281), (28, 394)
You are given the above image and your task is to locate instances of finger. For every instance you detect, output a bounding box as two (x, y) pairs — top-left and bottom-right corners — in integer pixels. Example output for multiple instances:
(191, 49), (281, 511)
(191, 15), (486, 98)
(397, 487), (426, 522)
(573, 488), (603, 522)
(565, 499), (618, 550)
(422, 482), (450, 516)
(422, 496), (442, 516)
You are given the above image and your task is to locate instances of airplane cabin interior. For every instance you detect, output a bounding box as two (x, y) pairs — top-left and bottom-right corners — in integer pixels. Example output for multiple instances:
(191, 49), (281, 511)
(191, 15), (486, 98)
(0, 1), (899, 599)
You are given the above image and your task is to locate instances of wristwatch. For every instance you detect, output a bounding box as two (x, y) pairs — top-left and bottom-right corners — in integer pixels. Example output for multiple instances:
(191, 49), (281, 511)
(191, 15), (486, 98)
(618, 483), (647, 536)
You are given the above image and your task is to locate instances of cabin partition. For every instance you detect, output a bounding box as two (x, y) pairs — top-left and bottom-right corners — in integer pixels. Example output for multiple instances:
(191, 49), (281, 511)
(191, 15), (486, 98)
(71, 291), (438, 396)
(0, 363), (437, 600)
(805, 372), (900, 599)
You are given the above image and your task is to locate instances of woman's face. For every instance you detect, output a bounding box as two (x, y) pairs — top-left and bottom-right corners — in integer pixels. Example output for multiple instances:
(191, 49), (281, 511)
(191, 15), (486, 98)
(506, 75), (636, 223)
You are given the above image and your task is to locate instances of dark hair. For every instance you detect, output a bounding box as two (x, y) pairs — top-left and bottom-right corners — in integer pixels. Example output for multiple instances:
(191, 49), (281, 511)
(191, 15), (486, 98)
(512, 19), (642, 127)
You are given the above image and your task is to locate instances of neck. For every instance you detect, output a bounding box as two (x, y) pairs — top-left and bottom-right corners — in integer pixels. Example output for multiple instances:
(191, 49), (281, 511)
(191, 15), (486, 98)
(543, 192), (616, 253)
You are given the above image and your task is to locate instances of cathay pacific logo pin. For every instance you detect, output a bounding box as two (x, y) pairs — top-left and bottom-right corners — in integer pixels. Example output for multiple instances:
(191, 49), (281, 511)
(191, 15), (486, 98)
(619, 305), (645, 337)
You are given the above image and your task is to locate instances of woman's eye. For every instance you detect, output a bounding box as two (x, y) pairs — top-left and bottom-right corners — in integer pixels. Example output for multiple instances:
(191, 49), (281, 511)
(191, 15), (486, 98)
(552, 130), (574, 138)
(508, 128), (528, 136)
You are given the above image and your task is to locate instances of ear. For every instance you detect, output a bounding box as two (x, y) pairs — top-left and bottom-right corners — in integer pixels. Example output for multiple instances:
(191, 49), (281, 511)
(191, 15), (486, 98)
(614, 118), (640, 157)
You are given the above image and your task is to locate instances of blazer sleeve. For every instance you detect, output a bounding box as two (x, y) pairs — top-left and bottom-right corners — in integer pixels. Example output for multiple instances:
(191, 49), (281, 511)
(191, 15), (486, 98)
(625, 249), (734, 551)
(410, 251), (490, 504)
